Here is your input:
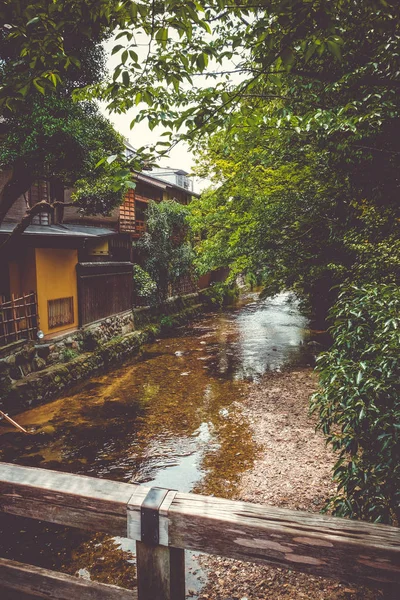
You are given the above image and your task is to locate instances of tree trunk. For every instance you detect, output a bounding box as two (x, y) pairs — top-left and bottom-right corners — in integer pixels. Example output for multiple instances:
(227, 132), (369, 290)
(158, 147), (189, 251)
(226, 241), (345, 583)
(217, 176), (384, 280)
(0, 164), (33, 226)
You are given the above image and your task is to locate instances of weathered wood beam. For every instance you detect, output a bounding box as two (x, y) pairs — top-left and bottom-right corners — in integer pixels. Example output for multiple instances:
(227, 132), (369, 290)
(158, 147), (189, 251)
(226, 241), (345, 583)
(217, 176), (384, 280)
(0, 462), (147, 536)
(0, 463), (399, 589)
(167, 492), (400, 587)
(0, 557), (137, 599)
(136, 543), (185, 600)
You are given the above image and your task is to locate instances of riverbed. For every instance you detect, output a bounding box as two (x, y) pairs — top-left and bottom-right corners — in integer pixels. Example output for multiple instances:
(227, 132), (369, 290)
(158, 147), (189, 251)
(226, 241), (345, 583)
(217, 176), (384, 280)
(0, 291), (317, 597)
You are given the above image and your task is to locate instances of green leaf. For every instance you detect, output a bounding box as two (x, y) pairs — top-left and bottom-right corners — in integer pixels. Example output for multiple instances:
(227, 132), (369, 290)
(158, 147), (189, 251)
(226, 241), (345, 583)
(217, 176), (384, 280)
(281, 47), (295, 70)
(26, 17), (40, 27)
(327, 40), (342, 62)
(32, 78), (45, 94)
(111, 45), (124, 55)
(122, 71), (130, 86)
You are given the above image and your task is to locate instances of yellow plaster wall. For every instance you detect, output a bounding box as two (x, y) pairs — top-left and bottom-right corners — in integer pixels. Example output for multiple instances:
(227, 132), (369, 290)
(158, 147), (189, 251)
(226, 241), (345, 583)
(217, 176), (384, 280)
(35, 248), (78, 335)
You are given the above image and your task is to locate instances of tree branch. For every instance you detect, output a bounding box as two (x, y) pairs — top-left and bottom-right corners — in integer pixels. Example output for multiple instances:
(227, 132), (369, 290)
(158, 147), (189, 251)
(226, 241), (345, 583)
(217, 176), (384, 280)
(0, 165), (33, 226)
(0, 201), (73, 256)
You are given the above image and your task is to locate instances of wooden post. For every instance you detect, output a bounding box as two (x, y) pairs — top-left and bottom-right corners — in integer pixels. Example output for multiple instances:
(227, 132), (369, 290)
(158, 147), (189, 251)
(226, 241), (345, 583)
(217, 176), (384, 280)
(136, 542), (185, 600)
(11, 293), (18, 341)
(130, 487), (186, 600)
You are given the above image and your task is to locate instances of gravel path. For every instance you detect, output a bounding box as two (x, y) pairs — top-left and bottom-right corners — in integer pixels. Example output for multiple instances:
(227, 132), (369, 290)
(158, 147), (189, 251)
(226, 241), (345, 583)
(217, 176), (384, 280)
(195, 369), (381, 600)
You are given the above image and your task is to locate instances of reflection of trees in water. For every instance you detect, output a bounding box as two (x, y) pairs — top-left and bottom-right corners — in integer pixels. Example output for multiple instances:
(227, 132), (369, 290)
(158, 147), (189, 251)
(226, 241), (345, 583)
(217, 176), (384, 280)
(0, 399), (145, 478)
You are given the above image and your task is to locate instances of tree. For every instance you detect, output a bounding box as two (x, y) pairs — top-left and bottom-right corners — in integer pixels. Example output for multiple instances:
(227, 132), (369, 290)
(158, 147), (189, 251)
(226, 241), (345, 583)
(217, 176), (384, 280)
(186, 5), (399, 521)
(0, 1), (124, 109)
(0, 3), (134, 254)
(189, 97), (399, 323)
(3, 2), (397, 138)
(135, 200), (194, 305)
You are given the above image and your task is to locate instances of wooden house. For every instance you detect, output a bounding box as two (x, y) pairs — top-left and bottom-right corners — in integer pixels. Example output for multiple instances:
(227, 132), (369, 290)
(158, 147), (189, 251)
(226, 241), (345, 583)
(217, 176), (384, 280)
(0, 168), (198, 345)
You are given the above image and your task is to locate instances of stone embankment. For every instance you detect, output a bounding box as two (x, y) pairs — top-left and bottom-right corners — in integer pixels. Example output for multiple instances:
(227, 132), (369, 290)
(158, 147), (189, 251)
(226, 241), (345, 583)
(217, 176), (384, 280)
(0, 294), (203, 414)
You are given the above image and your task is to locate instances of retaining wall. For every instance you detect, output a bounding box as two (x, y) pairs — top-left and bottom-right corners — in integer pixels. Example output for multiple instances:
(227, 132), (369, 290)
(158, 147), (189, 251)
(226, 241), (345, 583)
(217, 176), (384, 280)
(0, 294), (203, 414)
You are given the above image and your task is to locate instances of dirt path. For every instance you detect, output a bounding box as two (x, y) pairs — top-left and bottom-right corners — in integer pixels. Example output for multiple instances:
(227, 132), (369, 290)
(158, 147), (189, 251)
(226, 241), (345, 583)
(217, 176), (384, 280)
(196, 369), (381, 600)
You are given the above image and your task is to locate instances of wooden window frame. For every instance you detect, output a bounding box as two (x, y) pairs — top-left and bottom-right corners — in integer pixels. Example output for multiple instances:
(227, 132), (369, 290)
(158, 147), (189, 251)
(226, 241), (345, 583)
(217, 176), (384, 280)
(48, 297), (74, 329)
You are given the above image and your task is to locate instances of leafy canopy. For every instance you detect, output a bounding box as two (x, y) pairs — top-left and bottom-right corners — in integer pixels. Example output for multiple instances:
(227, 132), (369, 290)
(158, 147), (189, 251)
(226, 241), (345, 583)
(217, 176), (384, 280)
(2, 2), (398, 140)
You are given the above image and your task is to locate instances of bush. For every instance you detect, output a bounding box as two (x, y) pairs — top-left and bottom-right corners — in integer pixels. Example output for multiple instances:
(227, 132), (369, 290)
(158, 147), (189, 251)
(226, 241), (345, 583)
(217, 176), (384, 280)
(311, 284), (400, 524)
(62, 348), (79, 363)
(135, 200), (194, 305)
(133, 265), (157, 304)
(201, 281), (239, 308)
(160, 315), (174, 329)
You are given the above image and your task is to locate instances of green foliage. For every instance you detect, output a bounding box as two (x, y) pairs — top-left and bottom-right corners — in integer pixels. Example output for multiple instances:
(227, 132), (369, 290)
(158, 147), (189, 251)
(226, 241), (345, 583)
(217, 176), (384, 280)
(160, 315), (174, 328)
(311, 284), (400, 524)
(200, 282), (239, 309)
(132, 265), (157, 303)
(0, 3), (136, 224)
(0, 0), (123, 109)
(3, 2), (398, 146)
(135, 200), (194, 305)
(0, 94), (127, 215)
(61, 348), (79, 363)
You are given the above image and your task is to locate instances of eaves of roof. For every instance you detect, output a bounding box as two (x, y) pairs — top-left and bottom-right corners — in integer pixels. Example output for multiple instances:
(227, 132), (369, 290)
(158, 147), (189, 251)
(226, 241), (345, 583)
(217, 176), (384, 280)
(0, 223), (117, 238)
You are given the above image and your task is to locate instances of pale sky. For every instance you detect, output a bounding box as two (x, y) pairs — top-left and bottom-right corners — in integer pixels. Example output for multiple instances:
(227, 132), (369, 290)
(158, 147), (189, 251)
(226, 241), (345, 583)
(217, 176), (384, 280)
(99, 36), (211, 193)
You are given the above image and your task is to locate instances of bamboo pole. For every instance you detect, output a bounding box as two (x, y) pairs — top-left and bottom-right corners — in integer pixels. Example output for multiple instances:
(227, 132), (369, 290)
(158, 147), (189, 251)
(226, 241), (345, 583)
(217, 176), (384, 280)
(0, 410), (29, 434)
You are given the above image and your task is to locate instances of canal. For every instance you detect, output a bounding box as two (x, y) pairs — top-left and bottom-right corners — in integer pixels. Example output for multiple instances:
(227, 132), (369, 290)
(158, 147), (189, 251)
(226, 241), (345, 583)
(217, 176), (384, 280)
(0, 291), (316, 598)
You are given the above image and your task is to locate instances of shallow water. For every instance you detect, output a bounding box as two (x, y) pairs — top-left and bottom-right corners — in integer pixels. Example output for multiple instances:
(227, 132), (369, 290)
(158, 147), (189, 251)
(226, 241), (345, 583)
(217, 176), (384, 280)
(0, 291), (318, 597)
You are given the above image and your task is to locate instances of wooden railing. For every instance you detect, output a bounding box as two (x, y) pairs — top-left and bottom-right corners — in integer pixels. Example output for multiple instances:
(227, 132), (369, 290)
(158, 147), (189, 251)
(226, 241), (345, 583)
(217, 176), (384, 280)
(0, 292), (38, 346)
(0, 463), (399, 600)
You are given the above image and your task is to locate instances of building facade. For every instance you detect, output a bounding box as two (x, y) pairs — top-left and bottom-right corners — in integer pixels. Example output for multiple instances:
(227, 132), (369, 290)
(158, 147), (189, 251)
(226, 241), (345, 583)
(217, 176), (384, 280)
(0, 168), (198, 345)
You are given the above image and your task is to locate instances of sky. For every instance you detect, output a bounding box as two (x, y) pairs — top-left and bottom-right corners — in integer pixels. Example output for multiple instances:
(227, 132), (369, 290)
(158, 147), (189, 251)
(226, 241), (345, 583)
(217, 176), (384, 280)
(99, 37), (211, 193)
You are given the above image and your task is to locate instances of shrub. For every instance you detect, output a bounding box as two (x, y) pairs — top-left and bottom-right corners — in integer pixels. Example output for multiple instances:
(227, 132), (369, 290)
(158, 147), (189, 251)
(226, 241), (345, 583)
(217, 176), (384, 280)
(311, 284), (400, 524)
(135, 200), (194, 305)
(133, 265), (157, 304)
(62, 348), (79, 363)
(201, 281), (239, 308)
(160, 315), (174, 328)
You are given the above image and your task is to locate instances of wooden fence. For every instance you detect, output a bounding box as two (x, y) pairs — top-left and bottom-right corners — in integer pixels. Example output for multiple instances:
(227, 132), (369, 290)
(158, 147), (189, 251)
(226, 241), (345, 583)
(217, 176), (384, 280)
(77, 263), (134, 326)
(168, 273), (197, 298)
(0, 292), (38, 346)
(0, 463), (399, 600)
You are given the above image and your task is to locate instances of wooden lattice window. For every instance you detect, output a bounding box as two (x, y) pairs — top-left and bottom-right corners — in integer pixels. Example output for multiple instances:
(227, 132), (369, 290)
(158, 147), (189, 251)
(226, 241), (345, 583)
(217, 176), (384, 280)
(48, 297), (74, 329)
(119, 189), (136, 232)
(28, 181), (50, 225)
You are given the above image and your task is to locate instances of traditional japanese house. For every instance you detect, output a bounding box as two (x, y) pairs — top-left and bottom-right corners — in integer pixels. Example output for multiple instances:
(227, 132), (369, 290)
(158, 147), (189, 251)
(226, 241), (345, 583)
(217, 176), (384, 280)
(0, 166), (198, 345)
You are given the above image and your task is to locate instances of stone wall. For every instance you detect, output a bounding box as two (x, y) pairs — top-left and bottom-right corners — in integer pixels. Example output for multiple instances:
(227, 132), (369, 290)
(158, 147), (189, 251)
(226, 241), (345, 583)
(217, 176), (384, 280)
(0, 310), (135, 399)
(0, 294), (203, 414)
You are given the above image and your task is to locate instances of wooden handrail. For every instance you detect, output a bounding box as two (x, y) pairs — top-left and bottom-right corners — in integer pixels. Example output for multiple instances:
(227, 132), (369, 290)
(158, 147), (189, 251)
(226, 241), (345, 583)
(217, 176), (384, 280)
(0, 557), (137, 600)
(0, 463), (399, 599)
